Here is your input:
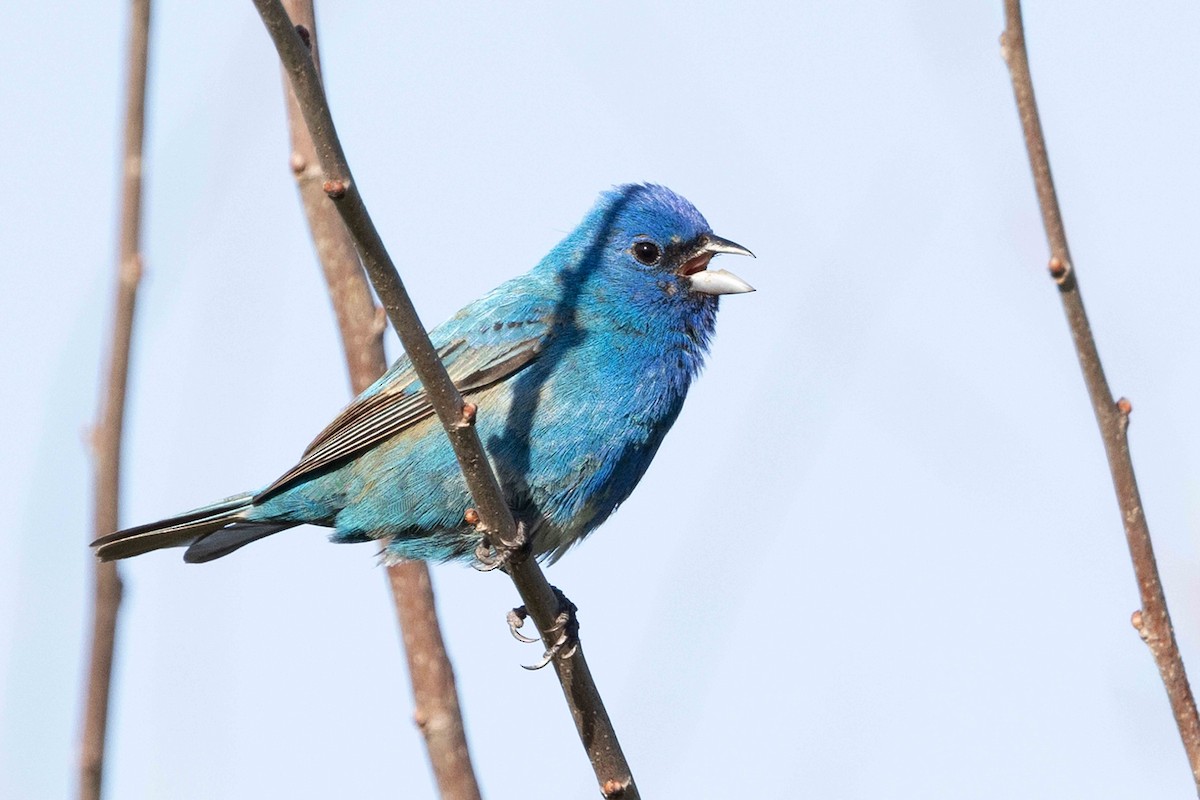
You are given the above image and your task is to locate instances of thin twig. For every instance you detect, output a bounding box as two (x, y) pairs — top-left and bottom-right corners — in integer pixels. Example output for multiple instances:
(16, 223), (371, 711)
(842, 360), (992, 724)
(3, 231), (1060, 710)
(279, 3), (480, 796)
(250, 2), (638, 795)
(79, 1), (152, 798)
(1000, 1), (1200, 791)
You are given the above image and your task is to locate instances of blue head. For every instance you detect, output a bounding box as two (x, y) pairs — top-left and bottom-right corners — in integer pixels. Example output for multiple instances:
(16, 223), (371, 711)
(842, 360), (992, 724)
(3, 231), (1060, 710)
(538, 184), (754, 346)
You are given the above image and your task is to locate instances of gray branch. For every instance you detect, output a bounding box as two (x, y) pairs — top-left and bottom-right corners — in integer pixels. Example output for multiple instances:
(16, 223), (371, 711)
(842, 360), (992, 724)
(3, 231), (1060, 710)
(251, 1), (639, 795)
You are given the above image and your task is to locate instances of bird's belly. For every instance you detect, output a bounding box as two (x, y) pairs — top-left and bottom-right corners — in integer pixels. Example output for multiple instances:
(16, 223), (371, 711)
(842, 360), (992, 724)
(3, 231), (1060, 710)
(303, 352), (683, 562)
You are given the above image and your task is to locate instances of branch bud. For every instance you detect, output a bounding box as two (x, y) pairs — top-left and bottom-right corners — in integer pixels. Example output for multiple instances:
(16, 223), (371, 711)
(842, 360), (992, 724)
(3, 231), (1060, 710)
(322, 178), (348, 199)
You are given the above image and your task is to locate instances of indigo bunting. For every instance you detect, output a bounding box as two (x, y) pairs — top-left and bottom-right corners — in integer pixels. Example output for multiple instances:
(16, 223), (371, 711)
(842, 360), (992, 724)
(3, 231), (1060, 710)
(93, 184), (754, 565)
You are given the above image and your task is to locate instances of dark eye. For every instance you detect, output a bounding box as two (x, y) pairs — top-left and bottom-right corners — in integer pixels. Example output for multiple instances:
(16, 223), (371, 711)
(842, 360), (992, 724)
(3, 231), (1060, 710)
(632, 241), (661, 265)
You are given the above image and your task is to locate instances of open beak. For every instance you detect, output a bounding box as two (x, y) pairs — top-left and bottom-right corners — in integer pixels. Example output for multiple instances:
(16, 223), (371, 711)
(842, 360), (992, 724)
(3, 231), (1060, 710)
(680, 234), (756, 296)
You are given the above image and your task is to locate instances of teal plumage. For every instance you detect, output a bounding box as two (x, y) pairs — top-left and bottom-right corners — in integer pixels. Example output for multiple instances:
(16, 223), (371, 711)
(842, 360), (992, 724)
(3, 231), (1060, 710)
(93, 184), (754, 564)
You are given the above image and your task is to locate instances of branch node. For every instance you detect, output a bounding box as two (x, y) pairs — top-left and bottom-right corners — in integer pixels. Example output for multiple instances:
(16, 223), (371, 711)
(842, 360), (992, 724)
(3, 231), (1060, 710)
(289, 151), (306, 174)
(463, 507), (480, 526)
(322, 178), (349, 199)
(603, 778), (631, 798)
(458, 401), (478, 427)
(1132, 609), (1151, 639)
(371, 305), (388, 336)
(1116, 397), (1133, 432)
(118, 254), (143, 290)
(294, 23), (312, 49)
(1048, 256), (1070, 284)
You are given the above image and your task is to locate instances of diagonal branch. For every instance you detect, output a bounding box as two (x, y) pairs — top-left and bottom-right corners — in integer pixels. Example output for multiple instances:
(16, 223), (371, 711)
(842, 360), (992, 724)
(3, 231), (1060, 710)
(1000, 1), (1200, 791)
(250, 2), (639, 796)
(79, 1), (152, 798)
(279, 2), (480, 797)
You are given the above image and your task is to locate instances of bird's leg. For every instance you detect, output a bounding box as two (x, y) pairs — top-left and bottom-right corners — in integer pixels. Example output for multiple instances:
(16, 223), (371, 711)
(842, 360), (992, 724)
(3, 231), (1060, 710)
(509, 584), (580, 671)
(473, 518), (531, 572)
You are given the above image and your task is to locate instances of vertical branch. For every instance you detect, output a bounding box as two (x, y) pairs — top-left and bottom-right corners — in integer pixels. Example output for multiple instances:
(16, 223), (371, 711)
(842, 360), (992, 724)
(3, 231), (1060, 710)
(280, 2), (385, 390)
(251, 2), (639, 796)
(387, 566), (479, 799)
(278, 3), (481, 797)
(79, 1), (152, 798)
(1000, 1), (1200, 790)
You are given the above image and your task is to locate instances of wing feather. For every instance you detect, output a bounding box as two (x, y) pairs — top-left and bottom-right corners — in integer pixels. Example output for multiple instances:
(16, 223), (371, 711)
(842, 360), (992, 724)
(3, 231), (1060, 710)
(256, 333), (545, 501)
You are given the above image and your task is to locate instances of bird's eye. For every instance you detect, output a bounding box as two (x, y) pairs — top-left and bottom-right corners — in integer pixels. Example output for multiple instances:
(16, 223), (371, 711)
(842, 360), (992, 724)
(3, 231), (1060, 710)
(632, 241), (661, 266)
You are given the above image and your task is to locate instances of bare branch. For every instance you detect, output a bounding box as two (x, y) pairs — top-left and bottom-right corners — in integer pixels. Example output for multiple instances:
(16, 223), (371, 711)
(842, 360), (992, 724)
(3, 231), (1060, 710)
(251, 1), (638, 795)
(388, 565), (480, 797)
(280, 2), (384, 393)
(79, 1), (152, 798)
(279, 3), (480, 796)
(1000, 1), (1200, 790)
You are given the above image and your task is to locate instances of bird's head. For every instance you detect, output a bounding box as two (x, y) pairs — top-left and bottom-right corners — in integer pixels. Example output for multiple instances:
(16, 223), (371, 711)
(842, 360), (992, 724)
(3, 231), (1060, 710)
(584, 183), (755, 300)
(530, 184), (752, 383)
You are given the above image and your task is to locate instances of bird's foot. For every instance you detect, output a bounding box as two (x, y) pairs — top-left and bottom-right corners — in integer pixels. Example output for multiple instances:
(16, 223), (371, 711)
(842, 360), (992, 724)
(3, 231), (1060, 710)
(473, 519), (531, 572)
(508, 585), (580, 671)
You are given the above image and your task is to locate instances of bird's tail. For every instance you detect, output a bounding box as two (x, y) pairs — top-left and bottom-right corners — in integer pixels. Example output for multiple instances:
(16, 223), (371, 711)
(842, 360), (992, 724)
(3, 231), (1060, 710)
(91, 493), (296, 563)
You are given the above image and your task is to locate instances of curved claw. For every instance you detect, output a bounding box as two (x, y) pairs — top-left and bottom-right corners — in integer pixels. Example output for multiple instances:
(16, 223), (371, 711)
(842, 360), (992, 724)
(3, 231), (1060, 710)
(515, 585), (580, 670)
(522, 627), (579, 671)
(473, 539), (505, 572)
(523, 638), (565, 671)
(507, 606), (539, 643)
(558, 636), (579, 661)
(472, 520), (531, 572)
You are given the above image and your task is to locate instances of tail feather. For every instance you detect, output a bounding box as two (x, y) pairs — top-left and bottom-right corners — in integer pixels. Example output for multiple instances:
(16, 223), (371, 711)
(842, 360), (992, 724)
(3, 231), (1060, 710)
(91, 494), (295, 562)
(183, 522), (294, 563)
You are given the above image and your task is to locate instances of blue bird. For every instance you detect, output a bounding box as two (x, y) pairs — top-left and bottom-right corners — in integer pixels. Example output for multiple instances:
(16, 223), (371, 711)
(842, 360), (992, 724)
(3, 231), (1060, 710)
(93, 184), (754, 565)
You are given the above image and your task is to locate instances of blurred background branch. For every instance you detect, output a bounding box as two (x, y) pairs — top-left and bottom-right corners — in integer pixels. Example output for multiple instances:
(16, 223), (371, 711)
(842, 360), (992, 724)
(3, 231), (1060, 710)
(278, 2), (480, 796)
(1000, 0), (1200, 791)
(78, 1), (152, 798)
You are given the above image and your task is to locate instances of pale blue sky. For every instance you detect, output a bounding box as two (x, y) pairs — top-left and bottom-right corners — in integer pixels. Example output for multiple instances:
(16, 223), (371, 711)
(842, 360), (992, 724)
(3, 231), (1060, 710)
(4, 2), (1200, 798)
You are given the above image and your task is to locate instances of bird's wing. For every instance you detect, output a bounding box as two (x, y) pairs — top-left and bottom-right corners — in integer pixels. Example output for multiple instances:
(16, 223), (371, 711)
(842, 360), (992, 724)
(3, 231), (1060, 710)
(255, 331), (546, 501)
